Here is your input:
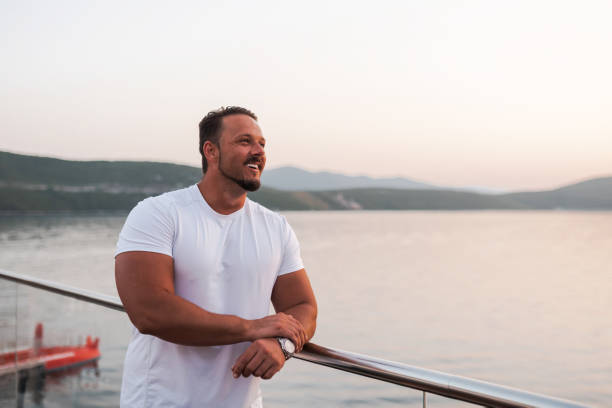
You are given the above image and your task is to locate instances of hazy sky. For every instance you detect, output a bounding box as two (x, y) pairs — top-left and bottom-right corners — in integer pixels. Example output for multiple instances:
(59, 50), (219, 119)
(1, 0), (610, 190)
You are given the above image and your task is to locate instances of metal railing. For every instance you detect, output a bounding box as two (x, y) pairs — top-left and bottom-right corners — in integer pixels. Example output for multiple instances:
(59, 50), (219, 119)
(0, 269), (589, 408)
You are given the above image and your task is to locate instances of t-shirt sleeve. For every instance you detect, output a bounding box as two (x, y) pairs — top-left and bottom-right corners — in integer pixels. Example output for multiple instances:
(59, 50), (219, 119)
(115, 197), (175, 258)
(278, 216), (304, 276)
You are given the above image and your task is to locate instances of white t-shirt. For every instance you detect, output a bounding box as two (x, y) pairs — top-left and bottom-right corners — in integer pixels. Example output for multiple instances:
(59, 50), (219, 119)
(115, 185), (304, 408)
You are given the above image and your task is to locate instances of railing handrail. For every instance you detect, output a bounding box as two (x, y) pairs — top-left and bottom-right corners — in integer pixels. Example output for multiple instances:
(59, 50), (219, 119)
(0, 269), (589, 408)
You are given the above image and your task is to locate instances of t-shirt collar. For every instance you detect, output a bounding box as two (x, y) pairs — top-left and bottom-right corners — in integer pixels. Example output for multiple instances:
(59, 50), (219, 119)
(191, 185), (247, 220)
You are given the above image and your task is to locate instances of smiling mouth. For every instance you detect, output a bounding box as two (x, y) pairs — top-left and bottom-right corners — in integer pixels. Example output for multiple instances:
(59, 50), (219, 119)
(246, 163), (262, 173)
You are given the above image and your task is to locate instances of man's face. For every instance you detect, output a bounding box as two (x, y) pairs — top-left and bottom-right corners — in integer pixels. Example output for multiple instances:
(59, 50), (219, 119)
(215, 114), (266, 191)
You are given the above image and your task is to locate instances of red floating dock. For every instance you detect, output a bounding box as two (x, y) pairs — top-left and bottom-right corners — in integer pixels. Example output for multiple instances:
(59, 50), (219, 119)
(0, 323), (100, 376)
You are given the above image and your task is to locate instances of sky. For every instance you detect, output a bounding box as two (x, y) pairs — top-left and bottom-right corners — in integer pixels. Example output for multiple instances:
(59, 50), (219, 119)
(1, 0), (611, 191)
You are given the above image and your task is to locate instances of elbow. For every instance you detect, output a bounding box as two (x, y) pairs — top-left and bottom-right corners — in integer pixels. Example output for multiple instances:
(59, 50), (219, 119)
(135, 319), (155, 336)
(129, 310), (163, 336)
(121, 290), (174, 336)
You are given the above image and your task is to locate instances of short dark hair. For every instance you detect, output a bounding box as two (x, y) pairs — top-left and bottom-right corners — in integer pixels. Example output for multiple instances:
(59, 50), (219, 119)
(198, 106), (258, 173)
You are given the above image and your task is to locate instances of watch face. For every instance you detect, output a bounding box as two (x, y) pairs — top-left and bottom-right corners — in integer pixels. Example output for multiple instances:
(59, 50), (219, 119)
(283, 339), (296, 354)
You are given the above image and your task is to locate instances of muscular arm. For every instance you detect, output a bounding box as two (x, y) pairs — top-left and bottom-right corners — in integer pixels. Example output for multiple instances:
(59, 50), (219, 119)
(115, 251), (306, 347)
(271, 269), (317, 343)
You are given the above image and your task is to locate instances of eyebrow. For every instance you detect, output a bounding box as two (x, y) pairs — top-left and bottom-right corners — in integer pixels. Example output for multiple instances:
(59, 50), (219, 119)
(235, 133), (266, 143)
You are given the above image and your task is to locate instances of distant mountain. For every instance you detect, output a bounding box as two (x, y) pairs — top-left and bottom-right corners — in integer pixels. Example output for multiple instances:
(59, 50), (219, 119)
(501, 177), (612, 210)
(261, 166), (438, 191)
(1, 151), (611, 211)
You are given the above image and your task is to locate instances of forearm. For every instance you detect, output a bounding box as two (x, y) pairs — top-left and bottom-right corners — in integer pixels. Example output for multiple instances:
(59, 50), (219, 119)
(128, 291), (306, 347)
(133, 291), (251, 346)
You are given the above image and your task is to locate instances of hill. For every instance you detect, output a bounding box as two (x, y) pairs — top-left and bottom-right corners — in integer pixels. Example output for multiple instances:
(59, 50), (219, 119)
(0, 151), (201, 193)
(501, 177), (612, 210)
(1, 151), (611, 211)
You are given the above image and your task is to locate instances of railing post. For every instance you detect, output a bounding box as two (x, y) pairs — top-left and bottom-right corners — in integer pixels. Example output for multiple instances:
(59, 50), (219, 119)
(422, 391), (427, 408)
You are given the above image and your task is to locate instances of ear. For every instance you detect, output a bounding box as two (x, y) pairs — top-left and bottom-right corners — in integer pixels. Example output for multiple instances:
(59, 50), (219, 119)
(203, 141), (219, 166)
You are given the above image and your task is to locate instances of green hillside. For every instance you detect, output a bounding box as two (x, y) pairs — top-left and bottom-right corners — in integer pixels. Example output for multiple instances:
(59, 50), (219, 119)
(314, 189), (527, 210)
(0, 187), (149, 212)
(0, 151), (201, 190)
(1, 151), (611, 212)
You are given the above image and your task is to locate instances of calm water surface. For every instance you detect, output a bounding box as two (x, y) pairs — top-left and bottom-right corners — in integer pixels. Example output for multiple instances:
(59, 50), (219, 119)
(0, 211), (610, 407)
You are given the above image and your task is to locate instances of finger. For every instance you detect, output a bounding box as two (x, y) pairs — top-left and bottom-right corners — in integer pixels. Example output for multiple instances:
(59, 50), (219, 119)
(253, 359), (273, 378)
(297, 326), (306, 350)
(277, 322), (296, 346)
(299, 326), (307, 351)
(232, 348), (253, 375)
(288, 317), (305, 346)
(292, 329), (302, 352)
(232, 346), (257, 378)
(291, 325), (305, 352)
(292, 321), (304, 342)
(287, 329), (299, 349)
(294, 326), (303, 351)
(276, 314), (302, 341)
(262, 365), (279, 380)
(279, 318), (297, 339)
(243, 352), (265, 378)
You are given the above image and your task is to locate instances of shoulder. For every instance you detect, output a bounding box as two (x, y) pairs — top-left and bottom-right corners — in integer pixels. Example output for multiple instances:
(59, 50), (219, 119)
(134, 186), (197, 216)
(116, 187), (198, 257)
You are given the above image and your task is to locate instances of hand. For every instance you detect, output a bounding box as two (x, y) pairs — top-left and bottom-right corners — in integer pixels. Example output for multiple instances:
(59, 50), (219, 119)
(248, 312), (307, 352)
(232, 338), (285, 380)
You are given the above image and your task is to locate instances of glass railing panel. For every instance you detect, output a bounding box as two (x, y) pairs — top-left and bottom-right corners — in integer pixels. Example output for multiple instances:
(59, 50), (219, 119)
(11, 284), (131, 408)
(2, 274), (592, 408)
(0, 213), (130, 407)
(0, 280), (18, 406)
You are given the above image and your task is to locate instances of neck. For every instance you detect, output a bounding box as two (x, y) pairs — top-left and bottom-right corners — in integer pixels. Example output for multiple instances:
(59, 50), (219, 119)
(197, 171), (247, 215)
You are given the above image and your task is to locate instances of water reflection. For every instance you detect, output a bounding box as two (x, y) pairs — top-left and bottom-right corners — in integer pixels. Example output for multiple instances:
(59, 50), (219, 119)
(18, 361), (100, 408)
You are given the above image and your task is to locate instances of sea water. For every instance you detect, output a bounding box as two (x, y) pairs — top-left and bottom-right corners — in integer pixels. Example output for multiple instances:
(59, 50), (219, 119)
(1, 211), (610, 407)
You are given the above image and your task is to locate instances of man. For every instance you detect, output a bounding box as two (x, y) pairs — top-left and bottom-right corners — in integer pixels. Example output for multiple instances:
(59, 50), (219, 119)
(114, 106), (317, 407)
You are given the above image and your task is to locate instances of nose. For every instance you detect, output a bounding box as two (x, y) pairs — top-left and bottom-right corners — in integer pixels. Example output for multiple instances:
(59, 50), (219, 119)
(252, 142), (265, 157)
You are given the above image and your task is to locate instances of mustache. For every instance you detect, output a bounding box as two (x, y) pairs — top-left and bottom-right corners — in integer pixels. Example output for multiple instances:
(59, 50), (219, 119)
(244, 156), (264, 166)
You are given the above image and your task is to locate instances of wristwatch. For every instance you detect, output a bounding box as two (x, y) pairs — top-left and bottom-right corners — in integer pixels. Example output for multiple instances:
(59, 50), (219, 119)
(276, 337), (296, 360)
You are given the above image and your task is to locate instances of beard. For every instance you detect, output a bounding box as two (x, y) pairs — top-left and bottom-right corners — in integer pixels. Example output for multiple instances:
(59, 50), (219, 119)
(218, 150), (262, 192)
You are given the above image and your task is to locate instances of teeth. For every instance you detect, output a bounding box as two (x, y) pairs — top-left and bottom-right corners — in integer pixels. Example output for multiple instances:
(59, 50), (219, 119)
(247, 164), (258, 169)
